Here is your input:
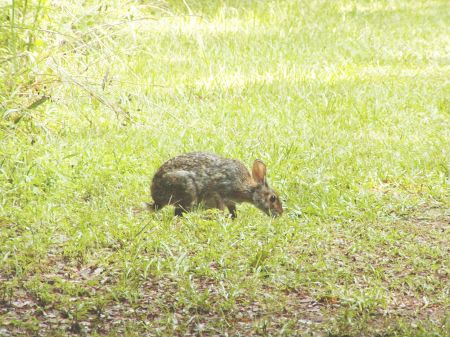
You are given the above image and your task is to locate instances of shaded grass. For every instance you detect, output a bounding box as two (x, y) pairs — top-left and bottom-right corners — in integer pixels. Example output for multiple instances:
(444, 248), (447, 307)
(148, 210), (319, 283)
(1, 0), (449, 335)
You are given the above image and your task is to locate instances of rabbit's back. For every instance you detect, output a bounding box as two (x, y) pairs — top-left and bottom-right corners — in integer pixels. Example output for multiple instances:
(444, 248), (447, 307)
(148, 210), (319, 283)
(151, 152), (252, 207)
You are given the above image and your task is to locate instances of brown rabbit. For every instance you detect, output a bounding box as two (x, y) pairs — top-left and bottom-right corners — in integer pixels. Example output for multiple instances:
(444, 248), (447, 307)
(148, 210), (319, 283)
(148, 152), (283, 218)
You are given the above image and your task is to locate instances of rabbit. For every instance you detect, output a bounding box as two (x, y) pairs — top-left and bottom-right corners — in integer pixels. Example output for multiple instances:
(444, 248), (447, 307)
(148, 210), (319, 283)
(148, 152), (283, 218)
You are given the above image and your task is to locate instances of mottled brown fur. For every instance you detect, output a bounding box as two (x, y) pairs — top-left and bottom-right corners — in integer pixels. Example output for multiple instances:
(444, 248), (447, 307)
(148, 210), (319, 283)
(149, 152), (283, 218)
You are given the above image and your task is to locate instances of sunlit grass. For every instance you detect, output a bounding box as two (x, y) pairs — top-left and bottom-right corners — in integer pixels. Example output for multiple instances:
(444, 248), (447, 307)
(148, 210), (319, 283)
(0, 0), (449, 335)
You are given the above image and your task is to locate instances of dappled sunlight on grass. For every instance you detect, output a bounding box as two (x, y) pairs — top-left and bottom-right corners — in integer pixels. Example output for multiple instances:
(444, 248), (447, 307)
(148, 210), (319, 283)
(138, 15), (253, 34)
(338, 0), (445, 13)
(1, 0), (449, 335)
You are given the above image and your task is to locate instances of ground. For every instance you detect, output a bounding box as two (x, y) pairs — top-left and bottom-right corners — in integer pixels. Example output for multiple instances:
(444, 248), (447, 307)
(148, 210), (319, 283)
(0, 0), (449, 336)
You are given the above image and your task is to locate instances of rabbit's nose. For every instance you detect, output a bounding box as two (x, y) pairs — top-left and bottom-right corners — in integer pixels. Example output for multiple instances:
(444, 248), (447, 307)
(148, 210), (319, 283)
(270, 210), (281, 218)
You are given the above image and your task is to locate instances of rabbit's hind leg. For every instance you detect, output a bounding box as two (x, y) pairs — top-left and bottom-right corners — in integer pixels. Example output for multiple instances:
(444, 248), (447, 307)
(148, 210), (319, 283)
(173, 195), (194, 216)
(174, 206), (190, 217)
(160, 171), (198, 217)
(171, 191), (195, 217)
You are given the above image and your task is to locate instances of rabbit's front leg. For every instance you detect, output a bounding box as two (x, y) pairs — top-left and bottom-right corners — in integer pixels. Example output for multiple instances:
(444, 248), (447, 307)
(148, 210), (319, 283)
(226, 202), (237, 219)
(204, 193), (225, 212)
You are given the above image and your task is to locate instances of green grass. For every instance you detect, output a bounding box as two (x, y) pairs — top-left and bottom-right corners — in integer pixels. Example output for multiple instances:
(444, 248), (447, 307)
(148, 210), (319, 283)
(1, 0), (449, 335)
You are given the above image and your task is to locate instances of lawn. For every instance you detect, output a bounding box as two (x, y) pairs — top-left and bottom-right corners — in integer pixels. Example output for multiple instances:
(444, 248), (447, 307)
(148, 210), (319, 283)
(0, 0), (449, 336)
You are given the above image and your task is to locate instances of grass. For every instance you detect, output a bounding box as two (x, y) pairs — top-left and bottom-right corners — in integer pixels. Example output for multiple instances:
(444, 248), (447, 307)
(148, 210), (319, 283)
(0, 0), (449, 335)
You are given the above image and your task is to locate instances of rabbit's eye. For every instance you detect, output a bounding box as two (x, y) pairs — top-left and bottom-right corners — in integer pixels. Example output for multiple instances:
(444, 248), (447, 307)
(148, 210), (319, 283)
(270, 195), (277, 203)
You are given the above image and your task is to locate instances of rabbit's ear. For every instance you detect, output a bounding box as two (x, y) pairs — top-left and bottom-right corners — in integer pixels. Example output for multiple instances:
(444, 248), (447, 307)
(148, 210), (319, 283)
(252, 159), (267, 185)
